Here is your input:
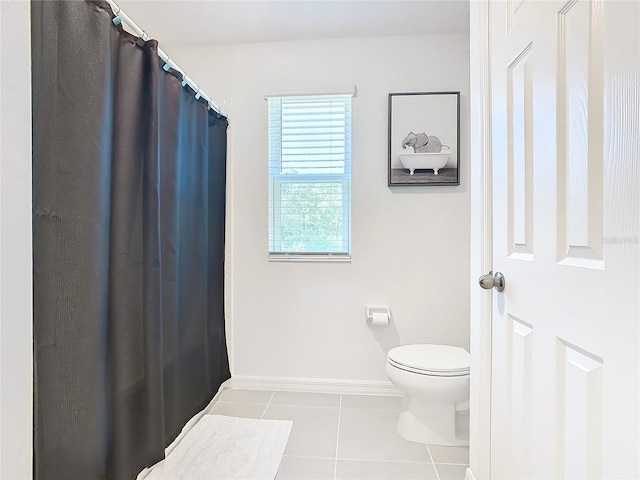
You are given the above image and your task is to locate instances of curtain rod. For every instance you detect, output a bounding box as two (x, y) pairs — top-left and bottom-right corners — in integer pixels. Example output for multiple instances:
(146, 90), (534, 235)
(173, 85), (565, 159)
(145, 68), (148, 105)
(106, 0), (227, 119)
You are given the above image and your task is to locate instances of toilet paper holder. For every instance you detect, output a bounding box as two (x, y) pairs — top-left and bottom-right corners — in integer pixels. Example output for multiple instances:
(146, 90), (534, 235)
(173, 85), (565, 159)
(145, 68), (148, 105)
(366, 305), (390, 326)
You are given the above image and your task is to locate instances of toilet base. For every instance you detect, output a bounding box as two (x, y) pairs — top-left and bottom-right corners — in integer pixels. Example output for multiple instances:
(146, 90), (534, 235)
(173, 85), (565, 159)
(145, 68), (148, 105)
(397, 400), (469, 447)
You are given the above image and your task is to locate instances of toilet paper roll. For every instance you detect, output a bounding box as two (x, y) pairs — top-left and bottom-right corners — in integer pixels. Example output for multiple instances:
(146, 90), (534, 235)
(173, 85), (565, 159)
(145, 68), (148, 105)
(370, 311), (389, 327)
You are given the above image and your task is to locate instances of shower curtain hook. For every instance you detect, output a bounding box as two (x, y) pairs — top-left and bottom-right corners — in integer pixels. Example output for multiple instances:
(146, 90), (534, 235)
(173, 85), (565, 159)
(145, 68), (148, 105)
(195, 88), (202, 100)
(135, 30), (149, 47)
(112, 3), (122, 24)
(163, 58), (172, 72)
(181, 74), (188, 88)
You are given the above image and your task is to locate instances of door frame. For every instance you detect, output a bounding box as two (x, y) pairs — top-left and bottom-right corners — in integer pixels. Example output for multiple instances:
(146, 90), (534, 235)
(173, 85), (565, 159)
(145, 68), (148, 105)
(468, 1), (493, 479)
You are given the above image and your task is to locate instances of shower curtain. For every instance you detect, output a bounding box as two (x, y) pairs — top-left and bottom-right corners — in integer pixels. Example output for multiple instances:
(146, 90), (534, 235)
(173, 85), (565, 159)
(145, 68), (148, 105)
(31, 1), (230, 478)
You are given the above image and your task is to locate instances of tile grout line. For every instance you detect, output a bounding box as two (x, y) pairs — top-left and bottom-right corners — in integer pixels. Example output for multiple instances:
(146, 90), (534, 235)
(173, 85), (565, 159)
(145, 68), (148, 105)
(335, 457), (434, 465)
(218, 400), (340, 410)
(426, 444), (441, 480)
(333, 394), (343, 480)
(260, 391), (276, 419)
(282, 454), (336, 460)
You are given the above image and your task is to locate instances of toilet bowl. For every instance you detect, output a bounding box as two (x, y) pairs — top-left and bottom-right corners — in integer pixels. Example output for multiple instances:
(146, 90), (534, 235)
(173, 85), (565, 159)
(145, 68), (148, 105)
(386, 344), (470, 446)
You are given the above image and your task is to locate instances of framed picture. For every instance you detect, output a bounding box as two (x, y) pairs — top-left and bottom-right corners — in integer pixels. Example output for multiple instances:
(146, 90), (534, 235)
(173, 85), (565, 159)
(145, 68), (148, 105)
(388, 91), (460, 186)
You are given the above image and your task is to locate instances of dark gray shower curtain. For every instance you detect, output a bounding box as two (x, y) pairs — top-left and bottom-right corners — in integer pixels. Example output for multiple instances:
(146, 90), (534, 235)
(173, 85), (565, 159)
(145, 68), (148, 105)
(31, 2), (230, 478)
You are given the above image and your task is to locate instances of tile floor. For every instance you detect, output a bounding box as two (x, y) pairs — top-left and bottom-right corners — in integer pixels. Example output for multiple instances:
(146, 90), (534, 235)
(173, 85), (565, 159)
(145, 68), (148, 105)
(205, 389), (469, 480)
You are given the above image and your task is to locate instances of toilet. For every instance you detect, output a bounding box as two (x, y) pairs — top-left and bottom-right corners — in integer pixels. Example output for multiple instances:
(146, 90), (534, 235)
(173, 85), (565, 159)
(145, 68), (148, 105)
(386, 344), (470, 446)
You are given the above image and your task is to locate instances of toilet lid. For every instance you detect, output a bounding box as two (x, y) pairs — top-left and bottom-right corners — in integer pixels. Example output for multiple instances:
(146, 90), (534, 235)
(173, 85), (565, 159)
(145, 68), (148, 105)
(388, 344), (470, 375)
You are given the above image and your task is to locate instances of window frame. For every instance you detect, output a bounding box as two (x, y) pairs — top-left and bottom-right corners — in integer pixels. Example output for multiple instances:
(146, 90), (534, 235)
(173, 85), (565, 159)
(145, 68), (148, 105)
(267, 92), (353, 261)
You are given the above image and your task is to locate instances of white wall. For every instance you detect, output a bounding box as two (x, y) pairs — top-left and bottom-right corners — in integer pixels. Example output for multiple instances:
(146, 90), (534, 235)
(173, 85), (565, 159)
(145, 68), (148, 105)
(0, 1), (33, 478)
(170, 33), (470, 385)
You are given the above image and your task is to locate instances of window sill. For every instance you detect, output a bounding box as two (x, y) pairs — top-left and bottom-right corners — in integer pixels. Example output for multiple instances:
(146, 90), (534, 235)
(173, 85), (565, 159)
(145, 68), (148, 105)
(268, 253), (352, 263)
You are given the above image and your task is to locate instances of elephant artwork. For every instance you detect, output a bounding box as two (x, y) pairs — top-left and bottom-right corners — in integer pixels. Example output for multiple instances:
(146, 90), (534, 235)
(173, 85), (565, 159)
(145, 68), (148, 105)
(401, 131), (443, 153)
(388, 91), (460, 186)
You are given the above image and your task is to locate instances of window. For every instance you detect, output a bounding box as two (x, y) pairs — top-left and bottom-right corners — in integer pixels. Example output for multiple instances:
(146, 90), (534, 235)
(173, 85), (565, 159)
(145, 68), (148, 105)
(268, 94), (352, 259)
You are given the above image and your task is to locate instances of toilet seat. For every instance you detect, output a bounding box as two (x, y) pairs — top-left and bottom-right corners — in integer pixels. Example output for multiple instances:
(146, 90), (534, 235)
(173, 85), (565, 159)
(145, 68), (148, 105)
(387, 344), (470, 377)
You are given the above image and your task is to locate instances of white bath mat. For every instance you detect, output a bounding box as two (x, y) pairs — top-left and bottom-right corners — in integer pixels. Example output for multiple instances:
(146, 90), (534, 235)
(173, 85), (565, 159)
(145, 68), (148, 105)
(144, 415), (292, 480)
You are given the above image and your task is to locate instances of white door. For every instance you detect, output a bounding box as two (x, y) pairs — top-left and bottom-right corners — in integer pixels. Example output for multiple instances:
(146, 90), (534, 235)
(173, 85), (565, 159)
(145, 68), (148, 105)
(488, 0), (639, 478)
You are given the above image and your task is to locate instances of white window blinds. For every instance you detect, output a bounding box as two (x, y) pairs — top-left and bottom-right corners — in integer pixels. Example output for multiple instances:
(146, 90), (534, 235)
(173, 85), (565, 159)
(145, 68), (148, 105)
(268, 94), (352, 257)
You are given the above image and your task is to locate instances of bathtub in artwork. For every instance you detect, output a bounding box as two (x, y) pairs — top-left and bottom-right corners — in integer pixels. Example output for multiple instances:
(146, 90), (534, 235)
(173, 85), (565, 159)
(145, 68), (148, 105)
(397, 147), (452, 176)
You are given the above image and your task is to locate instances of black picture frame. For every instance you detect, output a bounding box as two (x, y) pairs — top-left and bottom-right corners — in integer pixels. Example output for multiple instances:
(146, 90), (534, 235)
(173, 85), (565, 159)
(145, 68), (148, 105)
(388, 91), (460, 186)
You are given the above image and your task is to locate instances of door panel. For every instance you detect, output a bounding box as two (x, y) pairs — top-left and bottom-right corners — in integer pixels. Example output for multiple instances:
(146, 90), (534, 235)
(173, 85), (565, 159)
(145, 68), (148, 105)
(507, 42), (534, 259)
(489, 1), (639, 478)
(556, 0), (604, 268)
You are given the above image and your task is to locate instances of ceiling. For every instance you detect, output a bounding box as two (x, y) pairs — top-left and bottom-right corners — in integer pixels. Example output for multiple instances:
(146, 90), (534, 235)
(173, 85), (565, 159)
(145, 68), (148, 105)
(115, 1), (470, 47)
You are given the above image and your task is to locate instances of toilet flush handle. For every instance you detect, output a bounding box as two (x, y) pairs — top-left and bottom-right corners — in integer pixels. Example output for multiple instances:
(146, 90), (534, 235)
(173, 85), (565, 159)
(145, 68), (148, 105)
(478, 271), (505, 292)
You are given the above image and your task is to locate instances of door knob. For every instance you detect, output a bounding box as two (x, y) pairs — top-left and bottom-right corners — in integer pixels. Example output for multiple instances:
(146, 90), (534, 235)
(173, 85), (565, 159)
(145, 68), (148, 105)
(479, 271), (505, 292)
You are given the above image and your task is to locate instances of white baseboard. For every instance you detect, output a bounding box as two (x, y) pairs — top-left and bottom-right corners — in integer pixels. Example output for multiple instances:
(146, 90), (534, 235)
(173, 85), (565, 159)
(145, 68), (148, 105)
(230, 375), (402, 396)
(465, 467), (476, 480)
